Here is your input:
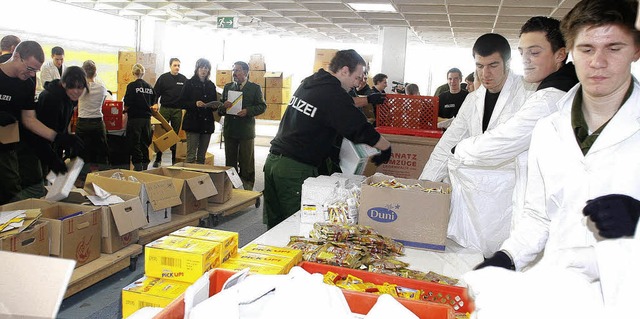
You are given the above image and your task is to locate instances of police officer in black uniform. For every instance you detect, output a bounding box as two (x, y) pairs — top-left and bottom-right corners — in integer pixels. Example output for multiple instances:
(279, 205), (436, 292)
(263, 49), (392, 229)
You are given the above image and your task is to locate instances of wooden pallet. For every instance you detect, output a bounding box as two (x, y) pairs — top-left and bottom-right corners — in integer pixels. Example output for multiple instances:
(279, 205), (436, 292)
(65, 243), (143, 298)
(138, 210), (211, 245)
(206, 189), (262, 225)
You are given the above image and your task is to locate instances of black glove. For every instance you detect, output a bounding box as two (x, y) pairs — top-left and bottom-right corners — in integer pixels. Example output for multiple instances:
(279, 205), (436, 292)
(39, 145), (68, 175)
(583, 194), (640, 238)
(473, 251), (515, 271)
(54, 132), (84, 154)
(371, 147), (392, 166)
(0, 111), (17, 126)
(367, 92), (386, 105)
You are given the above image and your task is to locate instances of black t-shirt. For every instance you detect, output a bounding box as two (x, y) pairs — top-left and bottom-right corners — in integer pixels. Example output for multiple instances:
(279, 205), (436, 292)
(0, 68), (36, 119)
(154, 72), (187, 108)
(482, 91), (500, 132)
(437, 90), (468, 118)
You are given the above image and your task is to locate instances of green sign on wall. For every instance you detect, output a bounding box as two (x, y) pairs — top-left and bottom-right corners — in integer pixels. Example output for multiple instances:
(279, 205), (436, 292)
(217, 17), (236, 29)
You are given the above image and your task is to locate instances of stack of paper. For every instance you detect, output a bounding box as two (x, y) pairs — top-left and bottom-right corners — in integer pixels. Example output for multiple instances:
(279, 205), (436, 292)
(0, 209), (42, 237)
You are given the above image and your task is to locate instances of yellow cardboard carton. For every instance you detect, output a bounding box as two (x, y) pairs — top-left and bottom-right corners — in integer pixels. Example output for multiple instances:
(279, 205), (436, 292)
(145, 235), (221, 283)
(241, 243), (302, 270)
(170, 226), (238, 263)
(220, 257), (285, 275)
(234, 251), (295, 273)
(121, 276), (190, 318)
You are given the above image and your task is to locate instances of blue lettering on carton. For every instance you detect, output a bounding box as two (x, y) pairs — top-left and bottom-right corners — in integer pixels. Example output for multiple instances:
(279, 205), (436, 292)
(366, 207), (398, 223)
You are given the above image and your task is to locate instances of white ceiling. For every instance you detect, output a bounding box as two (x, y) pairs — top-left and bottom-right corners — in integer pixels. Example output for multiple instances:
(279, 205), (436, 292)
(53, 0), (581, 48)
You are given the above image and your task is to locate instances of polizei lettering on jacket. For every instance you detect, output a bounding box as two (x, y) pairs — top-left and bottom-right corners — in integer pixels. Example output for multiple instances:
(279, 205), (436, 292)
(289, 96), (317, 118)
(135, 87), (154, 94)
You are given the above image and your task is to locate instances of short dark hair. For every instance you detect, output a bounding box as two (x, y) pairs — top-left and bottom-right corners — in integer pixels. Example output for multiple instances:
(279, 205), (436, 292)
(465, 72), (474, 82)
(328, 49), (366, 74)
(447, 68), (463, 79)
(472, 33), (511, 62)
(169, 57), (180, 66)
(14, 41), (44, 63)
(194, 58), (211, 79)
(373, 73), (388, 85)
(61, 66), (88, 90)
(405, 83), (420, 95)
(520, 16), (566, 58)
(560, 0), (640, 49)
(1, 35), (20, 51)
(234, 61), (249, 73)
(82, 60), (96, 79)
(51, 46), (64, 56)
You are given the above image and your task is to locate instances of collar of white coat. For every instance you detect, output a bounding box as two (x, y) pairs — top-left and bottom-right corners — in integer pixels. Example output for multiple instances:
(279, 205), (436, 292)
(473, 70), (522, 128)
(553, 76), (640, 155)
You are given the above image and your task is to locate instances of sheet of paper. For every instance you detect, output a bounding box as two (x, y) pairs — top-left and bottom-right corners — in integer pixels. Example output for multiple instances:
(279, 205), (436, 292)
(87, 194), (124, 206)
(45, 157), (84, 201)
(226, 168), (244, 189)
(0, 211), (26, 231)
(226, 90), (243, 115)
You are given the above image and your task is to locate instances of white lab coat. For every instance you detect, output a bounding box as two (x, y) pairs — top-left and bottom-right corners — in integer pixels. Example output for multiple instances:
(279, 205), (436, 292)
(38, 60), (65, 93)
(420, 70), (534, 255)
(501, 78), (640, 270)
(453, 86), (567, 229)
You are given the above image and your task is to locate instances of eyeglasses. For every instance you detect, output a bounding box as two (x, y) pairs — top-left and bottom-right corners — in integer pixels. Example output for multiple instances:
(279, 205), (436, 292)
(20, 58), (40, 74)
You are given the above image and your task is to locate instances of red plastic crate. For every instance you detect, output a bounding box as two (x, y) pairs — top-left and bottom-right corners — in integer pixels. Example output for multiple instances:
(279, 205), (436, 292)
(102, 100), (124, 131)
(152, 268), (455, 319)
(376, 94), (439, 135)
(377, 126), (444, 138)
(299, 261), (473, 314)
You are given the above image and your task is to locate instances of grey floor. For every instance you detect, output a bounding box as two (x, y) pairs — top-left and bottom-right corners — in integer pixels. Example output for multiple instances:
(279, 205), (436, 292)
(57, 135), (271, 319)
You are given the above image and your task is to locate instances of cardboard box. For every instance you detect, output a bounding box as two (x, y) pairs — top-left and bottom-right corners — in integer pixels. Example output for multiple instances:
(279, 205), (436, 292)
(241, 243), (302, 271)
(103, 100), (125, 131)
(175, 141), (187, 159)
(146, 167), (217, 215)
(118, 51), (137, 65)
(1, 199), (102, 266)
(249, 53), (266, 71)
(170, 163), (233, 204)
(0, 220), (50, 256)
(84, 169), (181, 229)
(248, 70), (266, 87)
(370, 133), (440, 179)
(358, 174), (451, 251)
(0, 122), (19, 144)
(170, 226), (238, 263)
(152, 111), (180, 153)
(145, 235), (221, 283)
(264, 72), (292, 88)
(339, 138), (379, 176)
(99, 194), (146, 253)
(174, 150), (214, 167)
(122, 276), (191, 319)
(219, 258), (285, 275)
(256, 103), (286, 120)
(265, 87), (291, 104)
(216, 69), (232, 88)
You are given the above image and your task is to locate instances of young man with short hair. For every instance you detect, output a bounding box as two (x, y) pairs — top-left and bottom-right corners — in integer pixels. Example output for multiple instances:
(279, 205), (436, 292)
(39, 46), (65, 91)
(153, 58), (187, 166)
(420, 33), (535, 255)
(438, 67), (469, 118)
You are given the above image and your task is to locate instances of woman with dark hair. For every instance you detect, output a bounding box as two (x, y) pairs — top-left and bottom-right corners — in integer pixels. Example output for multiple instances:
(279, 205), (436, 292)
(179, 58), (220, 164)
(124, 63), (157, 171)
(18, 65), (88, 198)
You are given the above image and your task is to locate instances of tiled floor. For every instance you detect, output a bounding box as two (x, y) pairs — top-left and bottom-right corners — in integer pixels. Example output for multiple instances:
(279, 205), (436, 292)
(57, 136), (270, 319)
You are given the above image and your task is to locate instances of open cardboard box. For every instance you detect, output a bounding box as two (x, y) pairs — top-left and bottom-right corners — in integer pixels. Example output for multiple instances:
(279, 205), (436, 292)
(152, 110), (180, 152)
(170, 163), (233, 204)
(146, 167), (217, 215)
(85, 169), (181, 229)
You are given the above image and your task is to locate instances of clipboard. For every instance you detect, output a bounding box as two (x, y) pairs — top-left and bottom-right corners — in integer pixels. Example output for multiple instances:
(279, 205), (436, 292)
(226, 90), (243, 115)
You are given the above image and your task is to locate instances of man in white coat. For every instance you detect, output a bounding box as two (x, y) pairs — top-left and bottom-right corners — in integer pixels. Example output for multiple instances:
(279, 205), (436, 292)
(475, 0), (640, 283)
(420, 33), (535, 256)
(38, 46), (65, 93)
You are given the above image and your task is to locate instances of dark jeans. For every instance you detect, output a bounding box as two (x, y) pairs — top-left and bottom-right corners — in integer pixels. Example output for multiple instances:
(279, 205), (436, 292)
(0, 148), (21, 204)
(224, 136), (255, 190)
(186, 132), (212, 164)
(127, 117), (152, 171)
(76, 118), (109, 180)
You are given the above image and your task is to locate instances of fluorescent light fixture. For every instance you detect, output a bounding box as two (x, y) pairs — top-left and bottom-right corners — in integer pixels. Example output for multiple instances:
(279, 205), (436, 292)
(347, 3), (396, 13)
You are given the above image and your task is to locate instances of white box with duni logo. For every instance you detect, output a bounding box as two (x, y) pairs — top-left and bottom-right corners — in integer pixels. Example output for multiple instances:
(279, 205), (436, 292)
(358, 174), (451, 251)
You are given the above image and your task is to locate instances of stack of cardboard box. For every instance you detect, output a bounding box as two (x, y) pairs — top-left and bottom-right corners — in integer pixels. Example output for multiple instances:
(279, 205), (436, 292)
(259, 71), (292, 120)
(122, 226), (238, 318)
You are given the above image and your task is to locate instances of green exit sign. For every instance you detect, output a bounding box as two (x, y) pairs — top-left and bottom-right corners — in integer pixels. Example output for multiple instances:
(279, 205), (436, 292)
(217, 17), (236, 29)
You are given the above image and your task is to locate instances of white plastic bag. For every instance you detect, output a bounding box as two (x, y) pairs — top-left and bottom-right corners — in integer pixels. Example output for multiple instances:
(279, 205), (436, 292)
(447, 157), (515, 256)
